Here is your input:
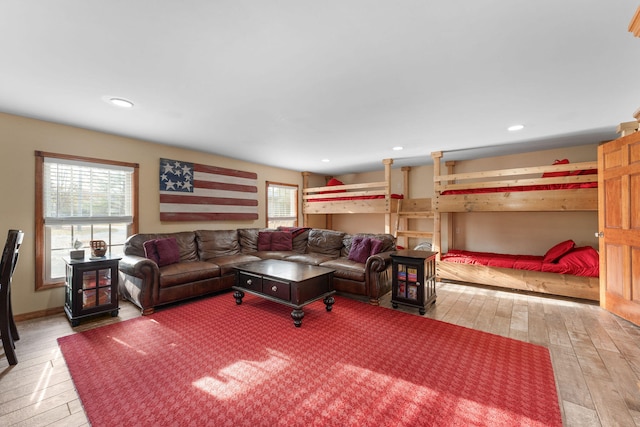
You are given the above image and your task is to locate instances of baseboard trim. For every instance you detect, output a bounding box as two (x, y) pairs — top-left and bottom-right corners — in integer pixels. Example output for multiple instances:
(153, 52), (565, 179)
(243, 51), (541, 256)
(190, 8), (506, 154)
(15, 306), (64, 322)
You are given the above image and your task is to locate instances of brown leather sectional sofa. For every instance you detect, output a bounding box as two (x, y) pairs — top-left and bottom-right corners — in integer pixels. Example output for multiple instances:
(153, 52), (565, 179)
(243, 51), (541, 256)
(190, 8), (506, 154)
(118, 228), (395, 315)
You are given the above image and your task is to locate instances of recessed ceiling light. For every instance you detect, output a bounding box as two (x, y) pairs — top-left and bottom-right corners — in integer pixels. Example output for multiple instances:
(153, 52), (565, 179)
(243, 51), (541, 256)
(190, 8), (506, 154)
(392, 146), (403, 151)
(507, 124), (525, 132)
(321, 159), (330, 163)
(109, 97), (134, 108)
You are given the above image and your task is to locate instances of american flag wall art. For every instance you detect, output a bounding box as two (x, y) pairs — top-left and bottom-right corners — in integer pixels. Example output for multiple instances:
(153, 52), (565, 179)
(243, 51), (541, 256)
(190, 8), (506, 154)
(159, 158), (259, 221)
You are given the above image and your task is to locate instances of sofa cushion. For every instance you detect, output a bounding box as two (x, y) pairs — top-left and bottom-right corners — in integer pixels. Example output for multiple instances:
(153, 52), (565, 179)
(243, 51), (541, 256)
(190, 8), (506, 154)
(155, 238), (181, 267)
(283, 253), (337, 266)
(348, 236), (371, 264)
(196, 230), (241, 261)
(158, 261), (220, 288)
(320, 258), (366, 281)
(206, 254), (262, 275)
(307, 229), (345, 257)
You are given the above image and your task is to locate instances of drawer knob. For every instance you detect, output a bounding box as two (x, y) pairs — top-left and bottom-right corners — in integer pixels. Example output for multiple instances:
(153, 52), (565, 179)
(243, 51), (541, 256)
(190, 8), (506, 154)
(272, 285), (278, 292)
(247, 279), (252, 285)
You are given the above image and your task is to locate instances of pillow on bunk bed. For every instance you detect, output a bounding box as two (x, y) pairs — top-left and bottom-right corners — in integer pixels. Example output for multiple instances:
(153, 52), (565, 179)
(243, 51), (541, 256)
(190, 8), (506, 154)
(542, 159), (571, 178)
(320, 178), (347, 194)
(543, 246), (600, 277)
(348, 236), (372, 264)
(543, 239), (575, 263)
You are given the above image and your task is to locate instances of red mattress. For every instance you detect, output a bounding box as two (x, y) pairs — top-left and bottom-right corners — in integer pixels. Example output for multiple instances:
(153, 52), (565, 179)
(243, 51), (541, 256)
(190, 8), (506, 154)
(441, 246), (599, 278)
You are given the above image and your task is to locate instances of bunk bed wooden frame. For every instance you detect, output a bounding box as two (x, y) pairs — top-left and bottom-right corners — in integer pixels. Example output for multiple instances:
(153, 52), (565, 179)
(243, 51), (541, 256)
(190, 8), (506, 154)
(431, 151), (600, 301)
(302, 159), (432, 239)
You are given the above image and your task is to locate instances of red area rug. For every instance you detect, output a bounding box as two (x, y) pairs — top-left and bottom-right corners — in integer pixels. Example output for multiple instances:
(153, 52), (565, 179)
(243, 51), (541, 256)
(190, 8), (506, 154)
(58, 294), (562, 426)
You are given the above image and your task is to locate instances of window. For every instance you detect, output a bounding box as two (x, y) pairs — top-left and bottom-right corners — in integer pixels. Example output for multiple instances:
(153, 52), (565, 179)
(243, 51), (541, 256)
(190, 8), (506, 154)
(266, 182), (298, 228)
(35, 151), (139, 290)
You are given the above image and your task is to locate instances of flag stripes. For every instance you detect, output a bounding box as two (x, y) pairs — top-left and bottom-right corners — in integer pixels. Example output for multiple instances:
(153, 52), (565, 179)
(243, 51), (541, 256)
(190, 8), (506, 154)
(159, 158), (258, 221)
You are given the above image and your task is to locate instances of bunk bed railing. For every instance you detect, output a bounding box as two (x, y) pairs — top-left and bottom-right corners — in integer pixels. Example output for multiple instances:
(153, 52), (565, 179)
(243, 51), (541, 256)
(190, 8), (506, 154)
(302, 181), (391, 201)
(434, 161), (598, 193)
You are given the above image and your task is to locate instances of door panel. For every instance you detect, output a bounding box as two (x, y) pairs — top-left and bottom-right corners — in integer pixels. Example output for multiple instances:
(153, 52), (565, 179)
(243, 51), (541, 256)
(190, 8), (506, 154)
(599, 131), (640, 325)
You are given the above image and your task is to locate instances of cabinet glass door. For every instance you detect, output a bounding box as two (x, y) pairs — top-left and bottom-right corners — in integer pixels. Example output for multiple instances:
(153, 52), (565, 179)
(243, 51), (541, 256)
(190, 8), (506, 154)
(82, 268), (112, 309)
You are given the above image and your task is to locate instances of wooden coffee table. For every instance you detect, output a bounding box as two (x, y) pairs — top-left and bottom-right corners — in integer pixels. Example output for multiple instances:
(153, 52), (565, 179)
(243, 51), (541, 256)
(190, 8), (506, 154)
(233, 259), (335, 327)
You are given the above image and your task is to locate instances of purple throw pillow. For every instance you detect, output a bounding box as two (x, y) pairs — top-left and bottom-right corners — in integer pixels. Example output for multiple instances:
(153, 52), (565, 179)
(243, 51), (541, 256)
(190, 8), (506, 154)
(258, 232), (272, 251)
(270, 231), (293, 251)
(348, 236), (372, 264)
(143, 239), (160, 264)
(369, 238), (384, 256)
(155, 237), (181, 267)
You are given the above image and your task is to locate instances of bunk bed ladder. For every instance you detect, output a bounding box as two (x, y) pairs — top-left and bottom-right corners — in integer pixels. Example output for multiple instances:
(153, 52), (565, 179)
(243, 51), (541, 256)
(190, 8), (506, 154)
(394, 198), (434, 249)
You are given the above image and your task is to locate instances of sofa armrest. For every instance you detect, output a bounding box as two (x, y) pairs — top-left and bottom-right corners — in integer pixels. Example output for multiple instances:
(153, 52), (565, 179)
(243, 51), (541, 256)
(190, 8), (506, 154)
(364, 251), (394, 304)
(118, 254), (160, 314)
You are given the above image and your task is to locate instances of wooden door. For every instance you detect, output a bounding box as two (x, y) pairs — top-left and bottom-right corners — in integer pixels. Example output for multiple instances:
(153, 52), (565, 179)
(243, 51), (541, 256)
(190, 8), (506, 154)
(598, 130), (640, 325)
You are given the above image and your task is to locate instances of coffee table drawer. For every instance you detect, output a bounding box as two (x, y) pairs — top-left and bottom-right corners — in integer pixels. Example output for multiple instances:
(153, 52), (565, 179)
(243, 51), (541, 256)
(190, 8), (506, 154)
(263, 278), (290, 301)
(238, 272), (262, 292)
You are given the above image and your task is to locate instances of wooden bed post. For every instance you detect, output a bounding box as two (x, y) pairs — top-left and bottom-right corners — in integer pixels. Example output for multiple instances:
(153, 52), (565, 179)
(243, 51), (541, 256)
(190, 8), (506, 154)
(383, 158), (393, 234)
(431, 152), (442, 261)
(397, 166), (411, 247)
(301, 171), (311, 227)
(445, 160), (456, 251)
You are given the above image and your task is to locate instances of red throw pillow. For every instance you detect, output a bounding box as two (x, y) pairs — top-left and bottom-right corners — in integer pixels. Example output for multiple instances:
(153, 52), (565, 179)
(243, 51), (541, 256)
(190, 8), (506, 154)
(542, 159), (571, 178)
(348, 236), (372, 264)
(320, 178), (347, 194)
(543, 239), (575, 263)
(257, 232), (272, 251)
(271, 231), (293, 251)
(143, 239), (160, 264)
(155, 237), (181, 267)
(369, 238), (384, 256)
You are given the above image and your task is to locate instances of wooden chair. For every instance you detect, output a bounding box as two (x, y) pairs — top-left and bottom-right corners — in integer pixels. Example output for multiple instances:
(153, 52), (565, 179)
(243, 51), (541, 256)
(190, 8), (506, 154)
(1, 229), (24, 366)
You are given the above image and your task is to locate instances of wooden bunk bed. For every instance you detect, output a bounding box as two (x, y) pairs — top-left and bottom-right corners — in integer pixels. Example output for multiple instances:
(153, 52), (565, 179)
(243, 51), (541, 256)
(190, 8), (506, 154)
(302, 159), (432, 240)
(431, 150), (600, 301)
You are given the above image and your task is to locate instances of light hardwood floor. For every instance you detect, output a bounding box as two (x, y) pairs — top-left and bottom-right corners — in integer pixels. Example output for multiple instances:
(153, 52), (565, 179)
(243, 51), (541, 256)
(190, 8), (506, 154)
(1, 282), (639, 426)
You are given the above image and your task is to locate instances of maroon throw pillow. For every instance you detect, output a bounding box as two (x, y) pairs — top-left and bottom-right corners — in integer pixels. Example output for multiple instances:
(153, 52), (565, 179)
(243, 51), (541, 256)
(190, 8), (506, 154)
(155, 237), (181, 267)
(143, 239), (160, 264)
(348, 236), (372, 264)
(270, 231), (293, 251)
(543, 239), (575, 263)
(369, 238), (384, 256)
(258, 232), (272, 251)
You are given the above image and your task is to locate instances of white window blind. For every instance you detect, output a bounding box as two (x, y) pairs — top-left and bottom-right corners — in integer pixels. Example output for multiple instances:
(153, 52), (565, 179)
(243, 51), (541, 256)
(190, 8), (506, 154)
(268, 183), (297, 218)
(43, 157), (133, 225)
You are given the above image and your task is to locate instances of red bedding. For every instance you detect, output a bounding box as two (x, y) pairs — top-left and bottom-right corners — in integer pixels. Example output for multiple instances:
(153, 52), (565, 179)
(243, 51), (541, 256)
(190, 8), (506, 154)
(441, 246), (599, 278)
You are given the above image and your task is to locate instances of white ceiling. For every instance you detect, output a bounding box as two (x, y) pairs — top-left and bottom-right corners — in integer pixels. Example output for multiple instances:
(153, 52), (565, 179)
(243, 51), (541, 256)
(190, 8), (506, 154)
(2, 1), (639, 174)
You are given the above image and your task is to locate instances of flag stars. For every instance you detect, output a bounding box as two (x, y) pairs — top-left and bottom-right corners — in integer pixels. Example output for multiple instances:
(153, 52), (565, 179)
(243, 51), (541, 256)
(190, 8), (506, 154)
(162, 162), (175, 174)
(164, 180), (176, 190)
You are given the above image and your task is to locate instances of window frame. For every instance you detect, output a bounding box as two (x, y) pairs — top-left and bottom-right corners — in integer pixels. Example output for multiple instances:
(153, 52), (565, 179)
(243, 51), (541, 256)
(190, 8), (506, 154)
(35, 151), (139, 291)
(265, 181), (299, 229)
